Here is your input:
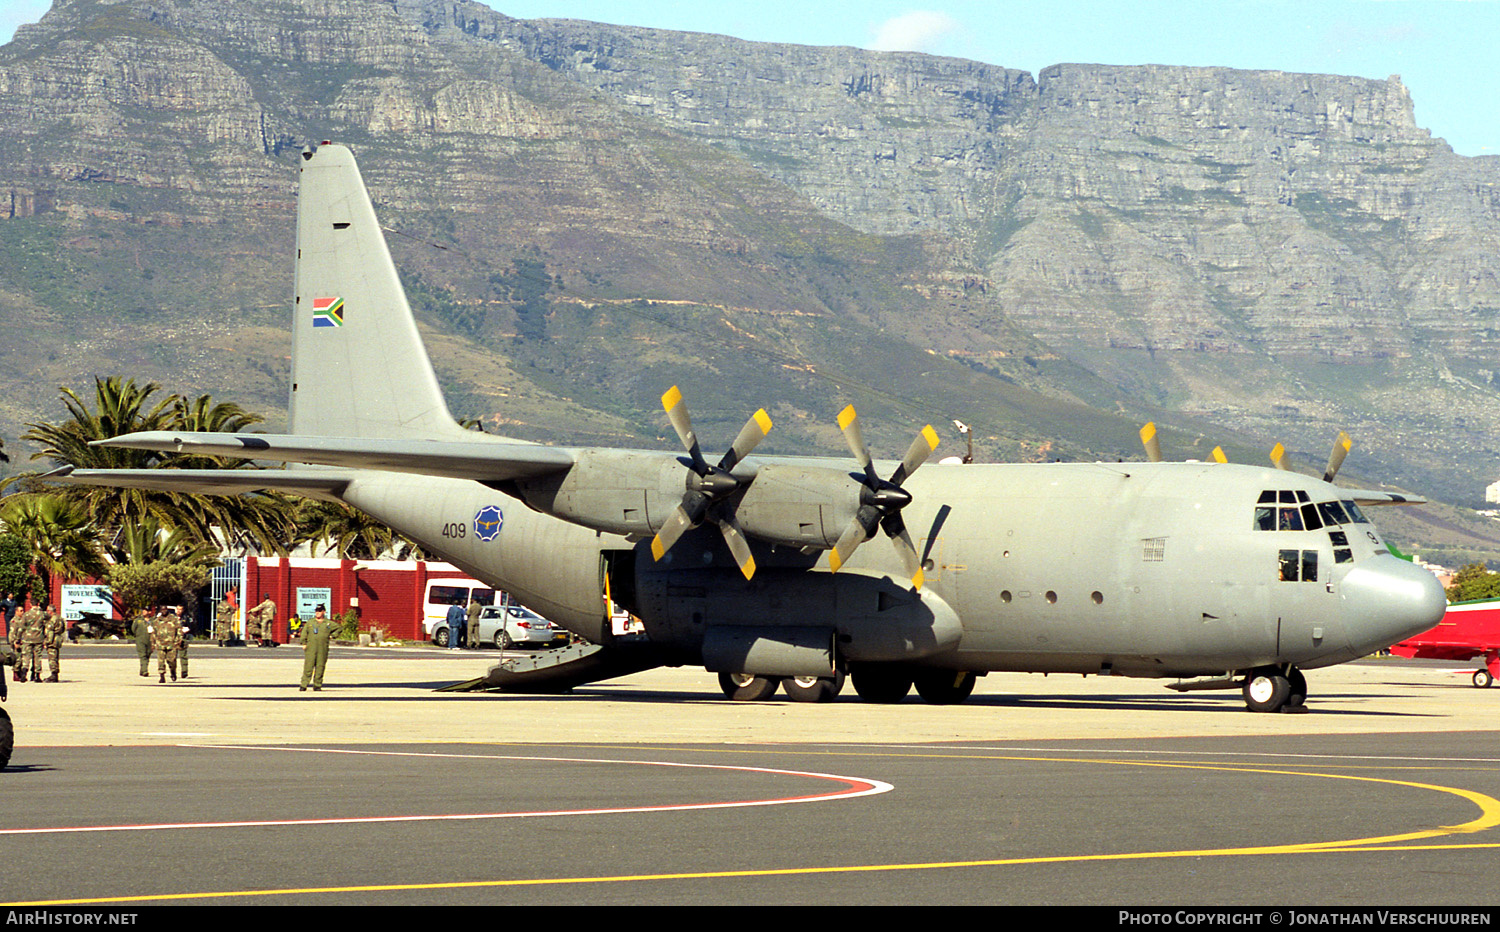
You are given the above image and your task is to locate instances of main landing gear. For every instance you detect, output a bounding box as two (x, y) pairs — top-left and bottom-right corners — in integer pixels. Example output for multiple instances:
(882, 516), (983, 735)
(718, 664), (980, 705)
(1241, 665), (1308, 713)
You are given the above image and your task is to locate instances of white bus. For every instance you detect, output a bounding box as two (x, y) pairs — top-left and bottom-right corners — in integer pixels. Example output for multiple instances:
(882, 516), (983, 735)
(422, 578), (498, 644)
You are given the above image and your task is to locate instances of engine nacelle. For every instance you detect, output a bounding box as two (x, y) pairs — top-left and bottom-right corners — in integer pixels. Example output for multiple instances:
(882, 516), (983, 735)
(516, 449), (683, 537)
(731, 463), (862, 549)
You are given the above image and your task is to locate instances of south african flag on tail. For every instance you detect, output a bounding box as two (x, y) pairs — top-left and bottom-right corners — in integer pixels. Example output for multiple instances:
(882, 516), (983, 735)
(312, 296), (344, 328)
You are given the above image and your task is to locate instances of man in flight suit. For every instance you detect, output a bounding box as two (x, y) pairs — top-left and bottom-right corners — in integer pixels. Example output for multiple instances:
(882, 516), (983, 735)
(298, 604), (335, 692)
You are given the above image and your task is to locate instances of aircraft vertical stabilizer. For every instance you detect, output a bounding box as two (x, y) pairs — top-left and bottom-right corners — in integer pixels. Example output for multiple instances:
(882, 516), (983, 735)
(291, 144), (468, 440)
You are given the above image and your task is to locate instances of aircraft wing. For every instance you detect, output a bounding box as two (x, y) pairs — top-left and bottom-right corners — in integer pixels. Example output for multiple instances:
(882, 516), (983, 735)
(1341, 489), (1427, 507)
(92, 431), (580, 483)
(49, 467), (357, 497)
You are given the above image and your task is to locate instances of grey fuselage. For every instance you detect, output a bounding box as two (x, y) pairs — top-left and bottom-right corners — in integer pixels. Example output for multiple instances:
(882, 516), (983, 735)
(342, 457), (1441, 680)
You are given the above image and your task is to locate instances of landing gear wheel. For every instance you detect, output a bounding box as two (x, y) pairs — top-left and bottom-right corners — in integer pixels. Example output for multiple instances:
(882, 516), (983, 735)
(0, 707), (11, 770)
(782, 669), (845, 703)
(851, 665), (912, 703)
(1286, 667), (1308, 707)
(1474, 669), (1493, 689)
(913, 669), (977, 705)
(1243, 668), (1292, 713)
(718, 672), (780, 702)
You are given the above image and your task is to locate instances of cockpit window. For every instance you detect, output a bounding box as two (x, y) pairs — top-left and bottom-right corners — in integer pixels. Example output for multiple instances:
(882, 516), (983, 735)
(1255, 491), (1332, 531)
(1318, 500), (1349, 527)
(1300, 503), (1322, 530)
(1257, 491), (1369, 533)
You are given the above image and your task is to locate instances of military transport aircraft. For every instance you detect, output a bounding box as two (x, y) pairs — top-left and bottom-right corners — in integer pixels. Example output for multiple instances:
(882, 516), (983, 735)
(54, 143), (1447, 712)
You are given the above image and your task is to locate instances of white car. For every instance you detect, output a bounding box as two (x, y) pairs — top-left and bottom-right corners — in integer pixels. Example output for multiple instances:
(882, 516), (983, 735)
(430, 605), (569, 649)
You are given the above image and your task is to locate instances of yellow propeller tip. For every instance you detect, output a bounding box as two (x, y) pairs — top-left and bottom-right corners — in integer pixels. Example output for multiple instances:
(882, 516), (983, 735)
(754, 408), (772, 433)
(837, 405), (857, 431)
(828, 549), (844, 573)
(1140, 422), (1157, 441)
(650, 536), (667, 562)
(661, 385), (682, 410)
(921, 425), (939, 450)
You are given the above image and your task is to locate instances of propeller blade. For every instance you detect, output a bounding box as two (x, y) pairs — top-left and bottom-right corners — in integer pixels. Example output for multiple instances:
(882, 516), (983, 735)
(1323, 431), (1352, 483)
(837, 404), (878, 487)
(661, 385), (706, 472)
(1140, 422), (1162, 463)
(828, 516), (871, 574)
(650, 502), (698, 562)
(718, 408), (772, 472)
(1211, 446), (1227, 464)
(715, 515), (757, 580)
(1270, 442), (1290, 471)
(890, 425), (940, 486)
(882, 512), (925, 590)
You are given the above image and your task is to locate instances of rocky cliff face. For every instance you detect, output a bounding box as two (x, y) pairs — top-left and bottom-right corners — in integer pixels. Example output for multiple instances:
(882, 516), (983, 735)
(1, 0), (1499, 546)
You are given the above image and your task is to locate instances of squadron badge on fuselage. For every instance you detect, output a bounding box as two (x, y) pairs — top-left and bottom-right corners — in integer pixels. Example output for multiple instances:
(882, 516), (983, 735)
(473, 505), (504, 541)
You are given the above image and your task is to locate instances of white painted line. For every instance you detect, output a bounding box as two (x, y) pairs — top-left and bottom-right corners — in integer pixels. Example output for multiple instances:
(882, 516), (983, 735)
(0, 745), (893, 837)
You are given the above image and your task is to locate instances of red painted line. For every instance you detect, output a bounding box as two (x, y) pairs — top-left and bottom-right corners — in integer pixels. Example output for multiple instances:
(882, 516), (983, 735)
(0, 745), (892, 836)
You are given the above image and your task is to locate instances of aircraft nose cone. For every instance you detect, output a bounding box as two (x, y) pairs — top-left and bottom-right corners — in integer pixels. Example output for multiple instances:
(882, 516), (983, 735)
(1340, 555), (1446, 654)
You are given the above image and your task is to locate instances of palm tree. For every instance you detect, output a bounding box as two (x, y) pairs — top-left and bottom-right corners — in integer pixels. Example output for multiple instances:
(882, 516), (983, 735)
(0, 494), (106, 601)
(111, 516), (222, 570)
(12, 377), (296, 555)
(293, 500), (425, 560)
(105, 516), (221, 618)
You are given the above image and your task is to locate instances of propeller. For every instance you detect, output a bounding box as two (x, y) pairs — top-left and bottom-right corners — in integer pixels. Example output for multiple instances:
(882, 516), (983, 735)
(651, 386), (772, 580)
(1323, 431), (1352, 482)
(827, 404), (940, 589)
(1272, 431), (1351, 480)
(1142, 422), (1225, 463)
(1140, 422), (1162, 462)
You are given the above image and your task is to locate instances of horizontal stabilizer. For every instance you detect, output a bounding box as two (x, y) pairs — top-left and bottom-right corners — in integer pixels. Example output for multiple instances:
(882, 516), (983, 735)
(93, 431), (578, 483)
(48, 467), (355, 497)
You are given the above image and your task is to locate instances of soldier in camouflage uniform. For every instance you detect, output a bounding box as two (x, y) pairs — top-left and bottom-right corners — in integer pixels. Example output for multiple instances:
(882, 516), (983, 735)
(14, 606), (45, 683)
(149, 608), (184, 683)
(41, 605), (65, 682)
(6, 604), (25, 683)
(248, 594), (276, 646)
(172, 606), (190, 678)
(215, 589), (238, 645)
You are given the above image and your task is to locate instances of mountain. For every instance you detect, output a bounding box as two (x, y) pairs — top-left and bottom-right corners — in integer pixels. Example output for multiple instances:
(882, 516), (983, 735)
(1, 0), (1498, 559)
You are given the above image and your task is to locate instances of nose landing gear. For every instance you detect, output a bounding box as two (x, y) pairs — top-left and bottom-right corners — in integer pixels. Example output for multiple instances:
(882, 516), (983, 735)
(1242, 666), (1308, 713)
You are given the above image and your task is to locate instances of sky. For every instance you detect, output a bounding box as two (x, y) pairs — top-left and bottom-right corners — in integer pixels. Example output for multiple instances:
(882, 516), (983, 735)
(2, 0), (1496, 155)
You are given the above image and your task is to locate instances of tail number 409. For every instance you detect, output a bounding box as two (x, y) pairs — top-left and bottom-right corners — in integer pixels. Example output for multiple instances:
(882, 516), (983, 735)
(441, 522), (467, 539)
